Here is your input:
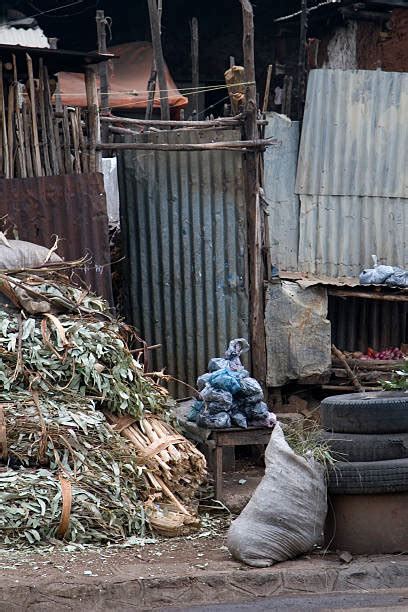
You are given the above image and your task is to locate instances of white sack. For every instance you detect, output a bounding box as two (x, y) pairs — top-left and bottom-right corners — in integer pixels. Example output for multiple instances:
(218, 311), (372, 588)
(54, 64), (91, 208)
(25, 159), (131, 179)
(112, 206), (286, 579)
(227, 423), (327, 567)
(0, 240), (61, 270)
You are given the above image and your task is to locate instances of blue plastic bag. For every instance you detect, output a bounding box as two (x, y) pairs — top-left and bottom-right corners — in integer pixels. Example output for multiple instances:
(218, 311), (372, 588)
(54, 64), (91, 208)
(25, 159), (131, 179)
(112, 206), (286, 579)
(208, 368), (241, 395)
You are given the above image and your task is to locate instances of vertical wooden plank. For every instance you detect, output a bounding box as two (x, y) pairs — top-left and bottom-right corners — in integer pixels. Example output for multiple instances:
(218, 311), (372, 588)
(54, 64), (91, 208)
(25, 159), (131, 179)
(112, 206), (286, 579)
(262, 64), (273, 114)
(147, 0), (170, 120)
(7, 84), (14, 178)
(0, 62), (9, 178)
(297, 0), (308, 118)
(69, 109), (81, 173)
(214, 444), (223, 501)
(62, 107), (73, 173)
(43, 65), (59, 174)
(76, 108), (89, 173)
(190, 17), (199, 119)
(12, 55), (27, 178)
(85, 67), (101, 172)
(240, 0), (267, 386)
(53, 119), (64, 173)
(38, 59), (52, 176)
(22, 102), (33, 177)
(26, 53), (42, 176)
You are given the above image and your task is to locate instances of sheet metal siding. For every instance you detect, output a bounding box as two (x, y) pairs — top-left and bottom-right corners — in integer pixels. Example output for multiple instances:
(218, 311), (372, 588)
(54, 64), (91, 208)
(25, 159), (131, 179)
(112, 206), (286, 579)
(0, 173), (113, 302)
(119, 128), (249, 396)
(296, 69), (408, 198)
(298, 194), (408, 276)
(264, 113), (300, 271)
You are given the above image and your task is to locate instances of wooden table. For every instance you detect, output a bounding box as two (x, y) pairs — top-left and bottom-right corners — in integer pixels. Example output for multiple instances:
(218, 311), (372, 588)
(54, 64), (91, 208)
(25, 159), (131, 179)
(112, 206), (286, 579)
(208, 426), (274, 500)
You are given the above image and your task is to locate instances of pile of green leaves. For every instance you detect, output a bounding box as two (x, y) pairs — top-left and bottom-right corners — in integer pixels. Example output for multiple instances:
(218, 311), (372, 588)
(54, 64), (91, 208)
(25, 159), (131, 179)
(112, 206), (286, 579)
(0, 268), (173, 546)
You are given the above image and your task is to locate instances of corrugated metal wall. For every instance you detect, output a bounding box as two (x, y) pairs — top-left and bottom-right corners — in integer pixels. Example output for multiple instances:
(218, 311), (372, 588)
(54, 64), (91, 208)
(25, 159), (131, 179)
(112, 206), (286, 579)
(118, 128), (249, 396)
(0, 173), (112, 302)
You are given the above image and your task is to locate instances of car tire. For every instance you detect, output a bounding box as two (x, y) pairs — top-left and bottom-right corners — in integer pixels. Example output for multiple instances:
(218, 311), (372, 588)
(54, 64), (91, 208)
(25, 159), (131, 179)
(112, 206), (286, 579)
(319, 431), (408, 462)
(328, 458), (408, 494)
(321, 392), (408, 434)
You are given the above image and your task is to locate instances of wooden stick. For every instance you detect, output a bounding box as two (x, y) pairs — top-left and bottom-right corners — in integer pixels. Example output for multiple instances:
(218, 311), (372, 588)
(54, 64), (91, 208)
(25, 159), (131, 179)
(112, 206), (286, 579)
(76, 108), (89, 173)
(62, 107), (73, 173)
(154, 475), (190, 515)
(0, 62), (9, 178)
(38, 59), (51, 176)
(43, 66), (59, 174)
(22, 102), (33, 177)
(96, 10), (110, 144)
(332, 345), (364, 393)
(98, 138), (273, 151)
(7, 84), (14, 178)
(101, 114), (243, 128)
(53, 119), (64, 173)
(297, 0), (308, 118)
(69, 110), (81, 173)
(190, 17), (199, 119)
(328, 288), (408, 302)
(85, 67), (100, 172)
(26, 53), (42, 176)
(12, 55), (27, 179)
(262, 64), (273, 113)
(147, 0), (170, 121)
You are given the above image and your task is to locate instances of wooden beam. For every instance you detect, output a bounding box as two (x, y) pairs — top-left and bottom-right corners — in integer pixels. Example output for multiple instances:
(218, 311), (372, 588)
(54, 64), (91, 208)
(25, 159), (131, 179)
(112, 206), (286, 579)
(297, 0), (308, 118)
(26, 53), (42, 177)
(190, 17), (199, 119)
(240, 0), (267, 386)
(101, 114), (244, 128)
(98, 138), (274, 151)
(262, 64), (273, 114)
(96, 9), (110, 146)
(328, 288), (408, 302)
(147, 0), (170, 121)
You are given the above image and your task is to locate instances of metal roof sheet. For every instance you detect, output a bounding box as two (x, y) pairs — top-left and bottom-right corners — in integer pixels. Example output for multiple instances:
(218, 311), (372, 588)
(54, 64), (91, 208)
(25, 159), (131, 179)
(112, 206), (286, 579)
(0, 26), (49, 48)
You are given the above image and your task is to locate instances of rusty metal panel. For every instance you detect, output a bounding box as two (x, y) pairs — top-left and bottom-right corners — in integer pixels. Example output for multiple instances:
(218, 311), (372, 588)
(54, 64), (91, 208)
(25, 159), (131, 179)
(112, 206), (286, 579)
(118, 128), (249, 397)
(0, 173), (112, 302)
(296, 69), (408, 198)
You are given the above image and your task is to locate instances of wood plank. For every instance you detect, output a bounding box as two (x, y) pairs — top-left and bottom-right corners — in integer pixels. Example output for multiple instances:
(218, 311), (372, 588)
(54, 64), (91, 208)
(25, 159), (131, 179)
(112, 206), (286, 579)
(7, 83), (14, 178)
(22, 101), (33, 177)
(190, 17), (199, 118)
(62, 106), (73, 173)
(0, 62), (9, 178)
(26, 53), (42, 176)
(38, 59), (52, 176)
(43, 65), (59, 174)
(214, 445), (223, 501)
(69, 109), (81, 173)
(96, 9), (110, 145)
(98, 138), (272, 151)
(100, 115), (244, 128)
(85, 67), (100, 172)
(76, 108), (89, 173)
(328, 288), (408, 302)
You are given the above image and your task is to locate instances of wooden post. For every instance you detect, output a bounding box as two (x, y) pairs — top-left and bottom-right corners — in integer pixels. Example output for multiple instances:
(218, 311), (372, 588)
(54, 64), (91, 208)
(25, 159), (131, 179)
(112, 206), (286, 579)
(26, 53), (42, 176)
(190, 17), (199, 120)
(147, 0), (170, 121)
(0, 62), (9, 178)
(262, 64), (273, 114)
(96, 10), (110, 145)
(240, 0), (267, 386)
(297, 0), (308, 119)
(85, 67), (101, 172)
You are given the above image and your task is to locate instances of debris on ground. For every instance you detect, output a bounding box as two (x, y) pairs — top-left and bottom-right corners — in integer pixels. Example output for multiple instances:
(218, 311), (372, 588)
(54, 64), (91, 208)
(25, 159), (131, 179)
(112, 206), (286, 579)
(0, 252), (206, 546)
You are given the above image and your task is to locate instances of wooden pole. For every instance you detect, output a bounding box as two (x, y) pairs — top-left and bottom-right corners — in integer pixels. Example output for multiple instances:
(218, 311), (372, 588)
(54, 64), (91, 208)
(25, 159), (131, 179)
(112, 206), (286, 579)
(0, 62), (9, 178)
(147, 0), (170, 121)
(38, 58), (52, 176)
(26, 53), (42, 176)
(297, 0), (308, 119)
(96, 10), (110, 146)
(262, 64), (273, 114)
(85, 67), (101, 172)
(240, 0), (267, 386)
(332, 345), (364, 393)
(190, 17), (199, 119)
(99, 138), (273, 151)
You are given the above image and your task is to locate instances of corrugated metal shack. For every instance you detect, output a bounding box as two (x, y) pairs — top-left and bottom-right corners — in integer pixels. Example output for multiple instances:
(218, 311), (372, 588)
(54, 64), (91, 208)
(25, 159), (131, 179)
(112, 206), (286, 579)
(264, 68), (408, 393)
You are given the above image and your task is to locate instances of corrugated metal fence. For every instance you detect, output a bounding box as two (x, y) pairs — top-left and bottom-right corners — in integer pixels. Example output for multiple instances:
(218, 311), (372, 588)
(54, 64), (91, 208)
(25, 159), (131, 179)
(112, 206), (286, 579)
(0, 173), (112, 302)
(118, 128), (249, 396)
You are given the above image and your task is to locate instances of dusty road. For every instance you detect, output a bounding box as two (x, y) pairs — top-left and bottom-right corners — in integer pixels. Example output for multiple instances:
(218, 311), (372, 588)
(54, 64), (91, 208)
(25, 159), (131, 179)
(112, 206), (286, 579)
(164, 589), (408, 611)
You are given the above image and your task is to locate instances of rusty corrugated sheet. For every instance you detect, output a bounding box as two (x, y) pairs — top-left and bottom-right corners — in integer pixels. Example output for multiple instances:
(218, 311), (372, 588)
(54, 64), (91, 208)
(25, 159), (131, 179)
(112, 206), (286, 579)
(118, 128), (249, 397)
(0, 173), (112, 302)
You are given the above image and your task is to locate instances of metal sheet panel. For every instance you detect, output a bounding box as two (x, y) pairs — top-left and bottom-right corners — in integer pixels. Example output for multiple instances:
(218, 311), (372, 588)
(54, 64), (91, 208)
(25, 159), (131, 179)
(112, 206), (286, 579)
(0, 173), (112, 302)
(298, 194), (408, 276)
(0, 27), (50, 48)
(296, 69), (408, 198)
(118, 128), (249, 397)
(264, 113), (300, 271)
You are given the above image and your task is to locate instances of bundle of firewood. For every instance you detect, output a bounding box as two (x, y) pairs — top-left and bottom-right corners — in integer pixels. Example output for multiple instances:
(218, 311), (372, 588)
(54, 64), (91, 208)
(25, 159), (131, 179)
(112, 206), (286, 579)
(106, 412), (207, 517)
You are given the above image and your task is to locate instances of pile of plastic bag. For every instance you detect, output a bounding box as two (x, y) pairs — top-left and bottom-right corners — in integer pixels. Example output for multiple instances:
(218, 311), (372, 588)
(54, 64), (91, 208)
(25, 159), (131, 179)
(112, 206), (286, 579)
(360, 256), (408, 287)
(188, 338), (276, 429)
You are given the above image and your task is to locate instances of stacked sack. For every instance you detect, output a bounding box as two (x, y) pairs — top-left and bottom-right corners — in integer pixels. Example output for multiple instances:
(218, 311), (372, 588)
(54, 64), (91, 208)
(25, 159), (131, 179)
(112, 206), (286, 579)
(189, 338), (276, 429)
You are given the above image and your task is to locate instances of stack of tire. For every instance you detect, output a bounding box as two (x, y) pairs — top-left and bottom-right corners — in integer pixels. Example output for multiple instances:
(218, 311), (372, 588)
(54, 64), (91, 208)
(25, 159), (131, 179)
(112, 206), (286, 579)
(320, 391), (408, 494)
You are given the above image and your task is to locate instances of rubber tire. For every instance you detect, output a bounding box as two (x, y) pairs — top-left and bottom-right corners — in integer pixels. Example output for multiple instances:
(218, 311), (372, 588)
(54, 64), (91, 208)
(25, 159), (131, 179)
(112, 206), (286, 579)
(321, 392), (408, 434)
(319, 431), (408, 462)
(328, 458), (408, 494)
